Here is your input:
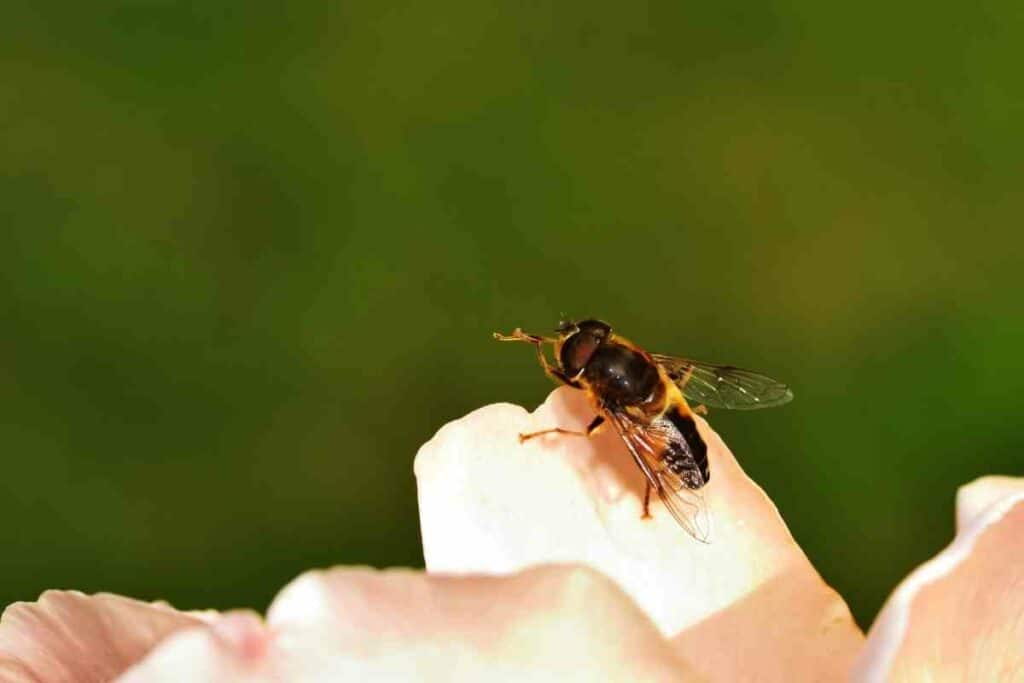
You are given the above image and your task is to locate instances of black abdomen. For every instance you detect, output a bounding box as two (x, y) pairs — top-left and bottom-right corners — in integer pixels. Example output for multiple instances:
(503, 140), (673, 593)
(662, 408), (709, 488)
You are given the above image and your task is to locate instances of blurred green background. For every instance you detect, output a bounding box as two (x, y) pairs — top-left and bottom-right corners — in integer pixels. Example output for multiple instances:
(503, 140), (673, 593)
(2, 1), (1020, 628)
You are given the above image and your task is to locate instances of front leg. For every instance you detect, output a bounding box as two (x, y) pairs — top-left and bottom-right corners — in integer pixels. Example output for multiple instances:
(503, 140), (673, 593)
(493, 327), (578, 386)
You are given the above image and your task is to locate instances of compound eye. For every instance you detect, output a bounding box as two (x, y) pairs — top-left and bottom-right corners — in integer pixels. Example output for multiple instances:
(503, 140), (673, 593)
(559, 332), (601, 376)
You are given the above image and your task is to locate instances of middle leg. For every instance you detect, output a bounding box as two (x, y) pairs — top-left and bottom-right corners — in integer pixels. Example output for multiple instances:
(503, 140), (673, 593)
(518, 415), (605, 443)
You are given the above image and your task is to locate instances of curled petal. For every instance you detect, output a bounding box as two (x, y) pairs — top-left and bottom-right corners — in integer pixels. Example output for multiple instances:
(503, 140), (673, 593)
(853, 476), (1024, 682)
(956, 475), (1024, 530)
(415, 387), (862, 680)
(0, 591), (205, 682)
(116, 611), (274, 682)
(120, 565), (696, 682)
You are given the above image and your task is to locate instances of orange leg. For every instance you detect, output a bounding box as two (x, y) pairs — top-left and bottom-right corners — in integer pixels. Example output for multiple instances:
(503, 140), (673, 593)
(519, 426), (587, 443)
(493, 327), (554, 345)
(518, 415), (605, 443)
(676, 366), (709, 416)
(493, 328), (572, 384)
(678, 364), (695, 389)
(642, 482), (652, 519)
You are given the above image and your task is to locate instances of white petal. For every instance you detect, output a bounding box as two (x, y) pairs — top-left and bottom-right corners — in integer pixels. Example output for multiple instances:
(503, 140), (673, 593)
(415, 387), (862, 680)
(853, 476), (1024, 682)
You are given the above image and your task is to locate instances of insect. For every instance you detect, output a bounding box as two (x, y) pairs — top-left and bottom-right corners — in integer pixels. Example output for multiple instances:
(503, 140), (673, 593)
(494, 319), (793, 542)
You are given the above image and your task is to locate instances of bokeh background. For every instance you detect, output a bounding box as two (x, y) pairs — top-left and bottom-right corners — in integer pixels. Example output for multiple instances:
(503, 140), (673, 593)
(2, 1), (1021, 628)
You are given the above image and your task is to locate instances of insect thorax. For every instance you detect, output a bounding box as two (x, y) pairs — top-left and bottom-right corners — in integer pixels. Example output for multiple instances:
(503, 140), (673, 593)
(583, 343), (662, 407)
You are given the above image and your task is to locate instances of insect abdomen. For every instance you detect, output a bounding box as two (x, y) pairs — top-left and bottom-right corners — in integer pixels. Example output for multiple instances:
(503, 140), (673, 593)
(662, 407), (709, 488)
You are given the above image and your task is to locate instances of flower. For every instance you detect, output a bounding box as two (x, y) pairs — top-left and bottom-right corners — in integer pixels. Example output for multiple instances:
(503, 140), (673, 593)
(1, 387), (1021, 681)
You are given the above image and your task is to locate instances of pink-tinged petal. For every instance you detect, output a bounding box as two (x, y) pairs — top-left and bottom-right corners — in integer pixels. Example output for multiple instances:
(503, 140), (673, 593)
(853, 476), (1024, 682)
(119, 565), (696, 682)
(116, 611), (275, 683)
(265, 564), (696, 681)
(415, 387), (862, 681)
(0, 591), (205, 682)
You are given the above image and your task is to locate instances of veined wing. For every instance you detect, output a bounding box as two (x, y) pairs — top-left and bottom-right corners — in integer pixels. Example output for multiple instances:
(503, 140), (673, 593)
(603, 409), (711, 543)
(652, 354), (793, 411)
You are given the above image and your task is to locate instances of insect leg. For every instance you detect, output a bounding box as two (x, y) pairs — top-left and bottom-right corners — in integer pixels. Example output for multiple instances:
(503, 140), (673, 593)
(692, 404), (708, 416)
(493, 327), (556, 345)
(518, 427), (586, 443)
(494, 328), (576, 386)
(518, 415), (604, 443)
(608, 416), (665, 522)
(676, 363), (696, 390)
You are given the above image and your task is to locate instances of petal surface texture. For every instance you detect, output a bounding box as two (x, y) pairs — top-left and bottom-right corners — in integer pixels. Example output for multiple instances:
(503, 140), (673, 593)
(0, 591), (204, 682)
(415, 387), (863, 681)
(853, 475), (1024, 682)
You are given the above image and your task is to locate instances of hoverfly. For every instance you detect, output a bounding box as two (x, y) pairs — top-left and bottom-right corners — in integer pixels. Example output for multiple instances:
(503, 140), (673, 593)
(494, 319), (793, 542)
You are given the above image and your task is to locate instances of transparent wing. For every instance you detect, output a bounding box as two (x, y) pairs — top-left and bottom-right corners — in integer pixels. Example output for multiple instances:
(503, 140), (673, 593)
(604, 409), (711, 543)
(651, 354), (793, 411)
